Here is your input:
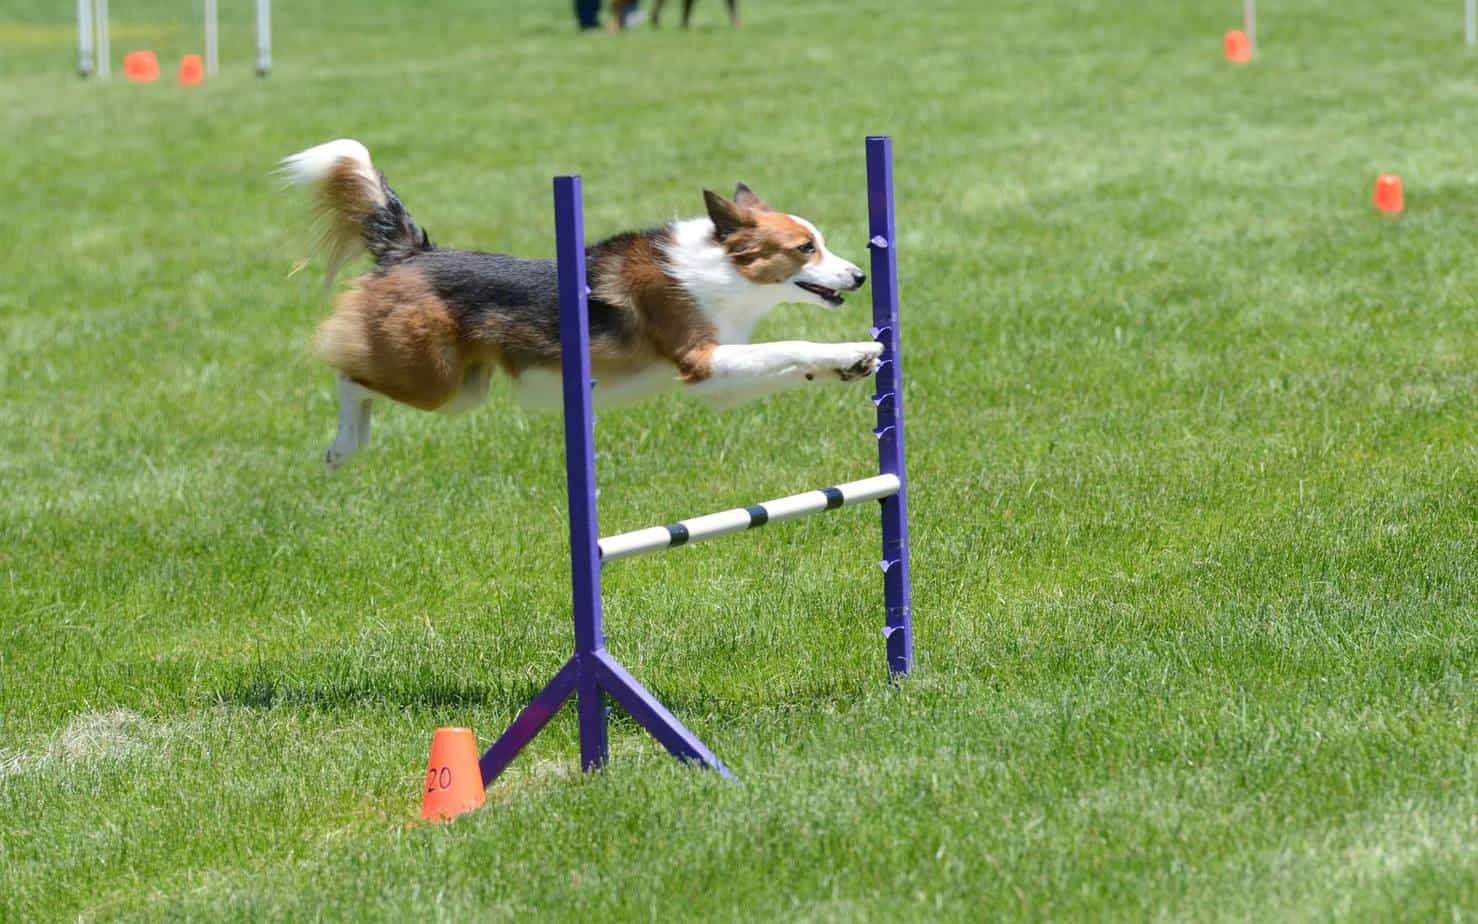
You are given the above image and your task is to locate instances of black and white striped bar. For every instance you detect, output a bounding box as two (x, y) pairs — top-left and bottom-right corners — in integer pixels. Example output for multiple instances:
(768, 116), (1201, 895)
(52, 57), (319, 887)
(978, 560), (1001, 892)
(598, 474), (901, 563)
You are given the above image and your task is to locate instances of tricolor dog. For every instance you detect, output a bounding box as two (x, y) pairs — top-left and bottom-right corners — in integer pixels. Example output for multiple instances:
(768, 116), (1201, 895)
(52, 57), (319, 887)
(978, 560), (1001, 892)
(280, 140), (880, 471)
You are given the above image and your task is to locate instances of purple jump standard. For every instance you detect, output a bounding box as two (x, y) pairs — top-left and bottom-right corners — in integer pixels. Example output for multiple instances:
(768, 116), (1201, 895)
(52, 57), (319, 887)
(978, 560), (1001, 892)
(478, 137), (913, 788)
(866, 135), (913, 676)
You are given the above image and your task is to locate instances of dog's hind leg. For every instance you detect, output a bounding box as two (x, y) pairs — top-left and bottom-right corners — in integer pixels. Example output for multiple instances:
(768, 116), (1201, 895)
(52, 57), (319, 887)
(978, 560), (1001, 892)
(325, 372), (375, 472)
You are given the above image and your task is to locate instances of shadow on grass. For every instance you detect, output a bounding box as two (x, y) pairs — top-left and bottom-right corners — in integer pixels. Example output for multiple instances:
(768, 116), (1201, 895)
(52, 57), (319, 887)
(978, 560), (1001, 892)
(205, 663), (872, 720)
(208, 673), (535, 713)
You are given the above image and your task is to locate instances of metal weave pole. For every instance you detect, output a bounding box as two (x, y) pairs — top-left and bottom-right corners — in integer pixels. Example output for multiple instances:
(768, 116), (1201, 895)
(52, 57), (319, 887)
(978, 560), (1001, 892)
(478, 176), (729, 787)
(76, 0), (95, 76)
(255, 0), (272, 76)
(866, 136), (914, 677)
(94, 0), (110, 79)
(1468, 0), (1476, 48)
(1243, 0), (1257, 56)
(204, 0), (219, 78)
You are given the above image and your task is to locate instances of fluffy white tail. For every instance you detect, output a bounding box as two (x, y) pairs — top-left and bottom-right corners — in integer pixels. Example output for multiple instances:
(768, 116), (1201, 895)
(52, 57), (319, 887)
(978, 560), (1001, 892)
(279, 139), (394, 289)
(279, 138), (379, 192)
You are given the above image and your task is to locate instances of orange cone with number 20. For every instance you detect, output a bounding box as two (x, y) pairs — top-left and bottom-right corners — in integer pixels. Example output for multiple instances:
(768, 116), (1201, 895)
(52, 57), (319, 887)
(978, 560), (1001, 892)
(1373, 174), (1404, 214)
(420, 727), (484, 821)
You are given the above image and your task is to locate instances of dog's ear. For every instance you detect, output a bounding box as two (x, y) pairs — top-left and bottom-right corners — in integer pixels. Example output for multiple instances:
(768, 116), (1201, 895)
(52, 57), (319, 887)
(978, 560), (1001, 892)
(704, 189), (754, 239)
(733, 182), (769, 212)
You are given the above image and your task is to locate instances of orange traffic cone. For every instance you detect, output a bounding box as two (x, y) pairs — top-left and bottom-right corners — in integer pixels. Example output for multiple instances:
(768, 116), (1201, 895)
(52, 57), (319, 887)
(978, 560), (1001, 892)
(1373, 174), (1404, 214)
(420, 727), (484, 821)
(1224, 30), (1252, 63)
(123, 50), (160, 82)
(179, 54), (204, 86)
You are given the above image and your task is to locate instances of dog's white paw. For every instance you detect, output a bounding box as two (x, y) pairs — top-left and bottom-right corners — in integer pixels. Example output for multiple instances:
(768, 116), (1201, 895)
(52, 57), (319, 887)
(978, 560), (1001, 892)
(324, 440), (357, 473)
(818, 342), (883, 382)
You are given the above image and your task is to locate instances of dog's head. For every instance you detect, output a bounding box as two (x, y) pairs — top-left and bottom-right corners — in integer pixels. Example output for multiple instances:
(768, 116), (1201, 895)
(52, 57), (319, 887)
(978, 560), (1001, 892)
(703, 184), (866, 309)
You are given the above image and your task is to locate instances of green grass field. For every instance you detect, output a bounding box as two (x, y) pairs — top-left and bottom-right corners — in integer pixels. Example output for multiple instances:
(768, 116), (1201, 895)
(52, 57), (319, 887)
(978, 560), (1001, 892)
(2, 0), (1475, 919)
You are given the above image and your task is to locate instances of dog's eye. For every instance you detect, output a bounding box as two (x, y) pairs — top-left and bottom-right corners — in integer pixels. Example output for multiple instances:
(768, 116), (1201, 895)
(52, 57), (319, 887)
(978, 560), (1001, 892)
(796, 241), (816, 255)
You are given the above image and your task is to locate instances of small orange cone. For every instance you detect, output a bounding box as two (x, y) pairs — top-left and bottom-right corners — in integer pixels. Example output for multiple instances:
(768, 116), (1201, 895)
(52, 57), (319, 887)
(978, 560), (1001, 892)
(420, 727), (484, 821)
(1373, 174), (1404, 214)
(179, 54), (204, 86)
(1224, 30), (1252, 63)
(123, 50), (160, 82)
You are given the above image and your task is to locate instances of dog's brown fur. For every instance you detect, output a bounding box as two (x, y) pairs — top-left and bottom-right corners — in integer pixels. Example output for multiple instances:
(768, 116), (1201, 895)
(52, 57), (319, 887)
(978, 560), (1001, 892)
(593, 233), (718, 382)
(308, 157), (386, 285)
(313, 264), (474, 410)
(312, 223), (725, 408)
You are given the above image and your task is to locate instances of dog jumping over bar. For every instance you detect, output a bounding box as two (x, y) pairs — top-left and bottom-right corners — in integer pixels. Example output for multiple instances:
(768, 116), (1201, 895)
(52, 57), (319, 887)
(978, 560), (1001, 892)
(280, 139), (880, 471)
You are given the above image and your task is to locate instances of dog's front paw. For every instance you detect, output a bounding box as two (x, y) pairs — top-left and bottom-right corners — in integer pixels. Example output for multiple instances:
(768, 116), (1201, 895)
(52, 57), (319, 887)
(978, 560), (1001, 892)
(829, 342), (884, 382)
(325, 440), (359, 473)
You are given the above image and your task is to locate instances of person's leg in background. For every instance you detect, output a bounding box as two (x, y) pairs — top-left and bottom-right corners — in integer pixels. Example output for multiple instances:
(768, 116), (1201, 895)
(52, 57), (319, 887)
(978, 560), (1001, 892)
(574, 0), (600, 29)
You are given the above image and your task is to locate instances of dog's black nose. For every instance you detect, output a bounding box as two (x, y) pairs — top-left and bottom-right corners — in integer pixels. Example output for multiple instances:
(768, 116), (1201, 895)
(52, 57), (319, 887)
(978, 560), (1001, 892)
(851, 270), (867, 288)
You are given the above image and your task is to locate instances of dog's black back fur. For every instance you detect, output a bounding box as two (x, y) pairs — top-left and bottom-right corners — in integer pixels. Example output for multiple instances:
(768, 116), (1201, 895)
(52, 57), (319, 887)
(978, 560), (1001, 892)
(359, 177), (666, 366)
(403, 247), (641, 366)
(361, 173), (432, 266)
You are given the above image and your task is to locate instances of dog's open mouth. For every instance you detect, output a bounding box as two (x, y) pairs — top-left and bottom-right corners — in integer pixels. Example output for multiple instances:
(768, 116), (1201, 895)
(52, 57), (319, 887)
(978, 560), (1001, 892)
(795, 281), (845, 307)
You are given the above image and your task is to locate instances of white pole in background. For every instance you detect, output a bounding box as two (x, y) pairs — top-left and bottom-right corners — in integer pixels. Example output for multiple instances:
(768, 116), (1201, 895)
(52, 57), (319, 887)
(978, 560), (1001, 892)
(1243, 0), (1257, 56)
(94, 0), (110, 78)
(1466, 0), (1475, 48)
(204, 0), (219, 77)
(77, 0), (95, 76)
(255, 0), (272, 76)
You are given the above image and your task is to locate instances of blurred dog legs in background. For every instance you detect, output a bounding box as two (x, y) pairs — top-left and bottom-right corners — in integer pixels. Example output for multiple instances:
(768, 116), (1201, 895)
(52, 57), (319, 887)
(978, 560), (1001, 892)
(651, 0), (740, 28)
(602, 0), (738, 31)
(607, 0), (646, 30)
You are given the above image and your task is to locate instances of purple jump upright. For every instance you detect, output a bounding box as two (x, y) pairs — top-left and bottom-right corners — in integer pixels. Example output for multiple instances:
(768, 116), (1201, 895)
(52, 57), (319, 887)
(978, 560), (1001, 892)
(478, 138), (913, 789)
(866, 136), (913, 676)
(478, 176), (730, 787)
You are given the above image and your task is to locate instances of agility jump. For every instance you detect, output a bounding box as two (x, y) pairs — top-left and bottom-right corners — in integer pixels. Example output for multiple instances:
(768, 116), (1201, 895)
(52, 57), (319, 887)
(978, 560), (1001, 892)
(476, 136), (913, 786)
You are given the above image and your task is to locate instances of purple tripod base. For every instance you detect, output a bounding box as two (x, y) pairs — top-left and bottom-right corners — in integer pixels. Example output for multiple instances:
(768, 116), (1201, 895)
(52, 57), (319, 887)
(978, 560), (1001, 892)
(478, 651), (731, 786)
